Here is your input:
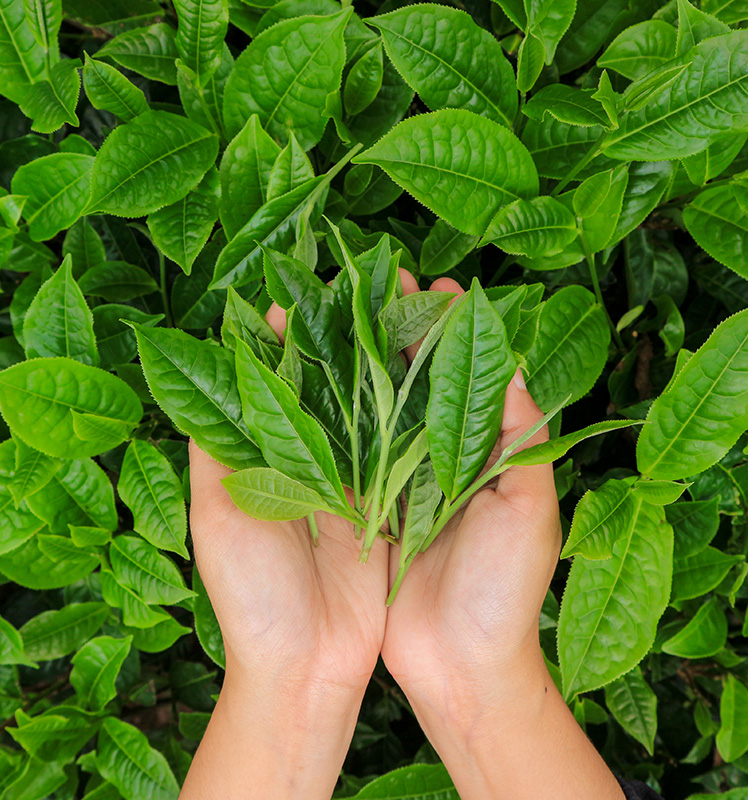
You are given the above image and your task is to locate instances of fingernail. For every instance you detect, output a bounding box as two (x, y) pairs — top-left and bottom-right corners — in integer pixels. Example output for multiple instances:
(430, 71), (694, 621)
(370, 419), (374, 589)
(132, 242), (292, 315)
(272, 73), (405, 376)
(513, 369), (526, 390)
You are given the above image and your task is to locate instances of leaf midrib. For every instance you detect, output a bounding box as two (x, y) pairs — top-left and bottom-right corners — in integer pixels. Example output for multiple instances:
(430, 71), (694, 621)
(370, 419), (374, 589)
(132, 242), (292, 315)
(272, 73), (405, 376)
(128, 443), (182, 551)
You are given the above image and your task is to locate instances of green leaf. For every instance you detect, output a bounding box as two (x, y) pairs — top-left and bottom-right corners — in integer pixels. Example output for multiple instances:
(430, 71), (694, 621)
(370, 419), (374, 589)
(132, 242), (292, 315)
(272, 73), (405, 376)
(174, 0), (228, 89)
(20, 602), (109, 661)
(525, 286), (610, 411)
(235, 339), (348, 510)
(603, 33), (748, 162)
(716, 675), (748, 762)
(604, 666), (658, 755)
(27, 457), (117, 533)
(111, 535), (193, 606)
(266, 132), (314, 202)
(71, 635), (132, 711)
(223, 10), (351, 149)
(134, 325), (263, 471)
(11, 152), (93, 242)
(192, 566), (225, 668)
(70, 525), (112, 547)
(702, 0), (748, 23)
(505, 420), (640, 468)
(19, 58), (81, 134)
(221, 287), (278, 351)
(525, 0), (577, 64)
(427, 281), (515, 501)
(684, 185), (748, 279)
(661, 596), (727, 658)
(667, 498), (721, 559)
(380, 291), (454, 354)
(171, 238), (226, 330)
(99, 568), (170, 629)
(598, 20), (676, 81)
(523, 85), (610, 128)
(96, 717), (179, 800)
(381, 429), (430, 515)
(83, 55), (149, 122)
(79, 262), (159, 302)
(9, 713), (96, 763)
(343, 764), (458, 799)
(371, 5), (517, 127)
(218, 114), (280, 239)
(561, 478), (636, 559)
(676, 0), (730, 55)
(222, 467), (332, 520)
(117, 440), (188, 558)
(23, 255), (98, 366)
(93, 305), (163, 369)
(177, 40), (232, 133)
(671, 547), (743, 602)
(634, 478), (688, 505)
(354, 109), (539, 236)
(1, 756), (66, 800)
(0, 534), (99, 589)
(1, 440), (47, 549)
(637, 308), (748, 480)
(0, 0), (46, 96)
(147, 168), (219, 276)
(210, 177), (323, 290)
(574, 164), (629, 254)
(0, 615), (34, 667)
(87, 110), (218, 217)
(481, 196), (577, 258)
(682, 134), (747, 187)
(558, 498), (673, 698)
(516, 31), (545, 94)
(262, 246), (354, 418)
(419, 220), (478, 276)
(125, 615), (191, 653)
(97, 23), (179, 85)
(344, 41), (383, 117)
(611, 160), (674, 245)
(0, 357), (142, 459)
(62, 219), (106, 275)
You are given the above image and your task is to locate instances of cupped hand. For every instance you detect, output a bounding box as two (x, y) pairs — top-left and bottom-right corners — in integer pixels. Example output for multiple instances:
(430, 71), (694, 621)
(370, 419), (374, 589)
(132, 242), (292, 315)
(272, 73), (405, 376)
(188, 304), (389, 695)
(382, 275), (563, 716)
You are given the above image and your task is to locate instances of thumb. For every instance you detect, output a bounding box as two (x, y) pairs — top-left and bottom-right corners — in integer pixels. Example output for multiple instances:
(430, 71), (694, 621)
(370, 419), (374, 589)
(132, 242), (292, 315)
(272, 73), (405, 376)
(495, 370), (556, 503)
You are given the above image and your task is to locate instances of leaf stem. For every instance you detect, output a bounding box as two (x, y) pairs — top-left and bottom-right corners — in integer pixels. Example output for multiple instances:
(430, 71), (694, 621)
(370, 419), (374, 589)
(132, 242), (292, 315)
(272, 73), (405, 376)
(586, 250), (624, 351)
(158, 250), (172, 327)
(350, 345), (363, 538)
(552, 132), (608, 196)
(360, 426), (392, 562)
(386, 550), (417, 606)
(307, 513), (319, 546)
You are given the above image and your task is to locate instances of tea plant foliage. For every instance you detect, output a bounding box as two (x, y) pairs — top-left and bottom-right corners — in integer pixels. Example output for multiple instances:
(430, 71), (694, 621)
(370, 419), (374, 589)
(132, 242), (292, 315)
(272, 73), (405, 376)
(0, 0), (747, 797)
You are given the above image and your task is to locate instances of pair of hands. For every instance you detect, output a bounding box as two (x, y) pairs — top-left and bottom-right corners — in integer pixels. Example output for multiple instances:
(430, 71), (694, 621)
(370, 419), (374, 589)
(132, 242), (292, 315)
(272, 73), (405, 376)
(188, 274), (562, 727)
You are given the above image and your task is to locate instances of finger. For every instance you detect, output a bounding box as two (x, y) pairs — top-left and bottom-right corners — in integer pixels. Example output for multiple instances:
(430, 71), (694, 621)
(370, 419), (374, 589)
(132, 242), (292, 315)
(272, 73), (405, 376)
(494, 370), (556, 503)
(398, 266), (419, 296)
(402, 276), (465, 364)
(265, 301), (287, 343)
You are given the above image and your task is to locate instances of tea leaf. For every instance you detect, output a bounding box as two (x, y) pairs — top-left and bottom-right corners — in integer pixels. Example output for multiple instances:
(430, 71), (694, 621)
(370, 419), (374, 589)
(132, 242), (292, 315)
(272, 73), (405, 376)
(637, 309), (748, 480)
(223, 10), (351, 149)
(88, 110), (218, 217)
(427, 281), (515, 500)
(23, 256), (98, 366)
(110, 535), (194, 603)
(716, 675), (748, 763)
(604, 666), (658, 755)
(558, 498), (673, 698)
(97, 23), (179, 85)
(222, 467), (332, 520)
(661, 597), (727, 659)
(174, 0), (228, 89)
(71, 635), (132, 711)
(83, 55), (149, 122)
(598, 20), (676, 80)
(371, 5), (517, 127)
(20, 603), (109, 661)
(354, 109), (539, 235)
(0, 358), (142, 459)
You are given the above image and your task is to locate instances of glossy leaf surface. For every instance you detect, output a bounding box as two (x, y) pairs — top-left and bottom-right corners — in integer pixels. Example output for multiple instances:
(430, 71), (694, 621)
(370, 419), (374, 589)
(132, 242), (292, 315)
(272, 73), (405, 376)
(354, 109), (539, 236)
(70, 635), (132, 711)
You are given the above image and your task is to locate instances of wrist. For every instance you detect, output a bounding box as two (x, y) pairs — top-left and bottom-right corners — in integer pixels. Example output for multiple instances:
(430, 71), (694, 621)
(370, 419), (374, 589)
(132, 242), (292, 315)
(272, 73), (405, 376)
(181, 661), (367, 800)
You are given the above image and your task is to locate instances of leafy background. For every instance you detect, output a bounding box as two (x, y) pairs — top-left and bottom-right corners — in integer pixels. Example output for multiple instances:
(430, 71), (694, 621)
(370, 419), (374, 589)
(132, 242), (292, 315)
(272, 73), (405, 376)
(0, 0), (748, 798)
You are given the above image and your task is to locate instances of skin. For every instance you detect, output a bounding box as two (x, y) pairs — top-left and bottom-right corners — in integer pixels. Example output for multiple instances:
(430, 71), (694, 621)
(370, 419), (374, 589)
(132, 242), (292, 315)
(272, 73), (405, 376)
(180, 274), (626, 800)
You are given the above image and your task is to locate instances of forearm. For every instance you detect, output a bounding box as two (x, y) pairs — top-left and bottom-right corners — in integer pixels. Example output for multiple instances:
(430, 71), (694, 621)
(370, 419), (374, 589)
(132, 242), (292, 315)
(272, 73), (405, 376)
(404, 649), (625, 800)
(180, 666), (363, 800)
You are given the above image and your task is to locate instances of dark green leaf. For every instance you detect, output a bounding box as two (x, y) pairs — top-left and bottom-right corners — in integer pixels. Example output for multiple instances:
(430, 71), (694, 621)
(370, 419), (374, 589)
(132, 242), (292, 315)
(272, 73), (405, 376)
(97, 23), (179, 85)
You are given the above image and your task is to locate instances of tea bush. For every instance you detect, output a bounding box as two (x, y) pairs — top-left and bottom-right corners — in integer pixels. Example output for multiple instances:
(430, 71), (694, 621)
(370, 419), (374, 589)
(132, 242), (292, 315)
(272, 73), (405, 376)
(0, 0), (747, 797)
